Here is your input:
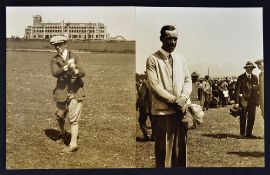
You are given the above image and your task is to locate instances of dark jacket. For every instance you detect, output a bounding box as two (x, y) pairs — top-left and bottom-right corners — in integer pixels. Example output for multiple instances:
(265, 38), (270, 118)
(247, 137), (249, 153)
(50, 51), (85, 102)
(235, 73), (258, 108)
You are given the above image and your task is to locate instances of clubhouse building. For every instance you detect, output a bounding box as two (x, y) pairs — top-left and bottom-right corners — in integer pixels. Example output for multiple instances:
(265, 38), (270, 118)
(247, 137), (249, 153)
(24, 15), (110, 40)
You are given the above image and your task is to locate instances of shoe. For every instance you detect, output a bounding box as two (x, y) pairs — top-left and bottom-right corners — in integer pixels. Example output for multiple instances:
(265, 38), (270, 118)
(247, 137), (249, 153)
(239, 134), (245, 139)
(136, 135), (150, 142)
(61, 146), (78, 153)
(149, 135), (155, 142)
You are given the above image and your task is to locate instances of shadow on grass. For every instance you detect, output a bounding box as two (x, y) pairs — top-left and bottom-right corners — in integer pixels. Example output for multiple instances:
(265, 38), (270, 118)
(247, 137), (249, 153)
(228, 151), (264, 158)
(136, 136), (154, 142)
(44, 129), (71, 145)
(202, 133), (264, 140)
(202, 133), (242, 139)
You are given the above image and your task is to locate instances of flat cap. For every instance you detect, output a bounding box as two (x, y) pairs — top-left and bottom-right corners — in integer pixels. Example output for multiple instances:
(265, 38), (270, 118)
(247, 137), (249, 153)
(50, 35), (68, 45)
(254, 59), (263, 65)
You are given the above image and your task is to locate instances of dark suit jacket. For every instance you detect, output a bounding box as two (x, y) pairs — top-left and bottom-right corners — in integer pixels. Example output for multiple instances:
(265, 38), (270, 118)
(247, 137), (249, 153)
(235, 72), (258, 108)
(50, 51), (85, 102)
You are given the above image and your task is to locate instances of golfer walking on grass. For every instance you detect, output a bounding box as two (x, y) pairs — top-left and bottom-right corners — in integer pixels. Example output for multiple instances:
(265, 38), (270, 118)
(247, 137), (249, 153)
(50, 35), (85, 153)
(146, 25), (192, 167)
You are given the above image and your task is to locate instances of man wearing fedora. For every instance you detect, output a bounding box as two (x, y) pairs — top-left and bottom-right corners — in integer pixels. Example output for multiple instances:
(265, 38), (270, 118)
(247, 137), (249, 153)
(235, 61), (259, 138)
(50, 35), (85, 153)
(255, 59), (264, 118)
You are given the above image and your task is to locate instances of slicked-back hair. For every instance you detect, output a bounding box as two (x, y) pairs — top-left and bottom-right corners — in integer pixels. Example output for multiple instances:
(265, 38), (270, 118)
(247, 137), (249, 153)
(160, 25), (176, 37)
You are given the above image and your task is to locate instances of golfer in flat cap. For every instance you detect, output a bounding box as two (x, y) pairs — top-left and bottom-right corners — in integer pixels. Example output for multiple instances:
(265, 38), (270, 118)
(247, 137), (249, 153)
(235, 61), (259, 138)
(255, 59), (264, 118)
(50, 35), (85, 153)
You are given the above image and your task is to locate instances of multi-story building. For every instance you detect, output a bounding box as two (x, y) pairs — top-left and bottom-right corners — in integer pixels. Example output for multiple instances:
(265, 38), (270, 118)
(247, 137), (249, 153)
(110, 36), (126, 41)
(24, 15), (109, 40)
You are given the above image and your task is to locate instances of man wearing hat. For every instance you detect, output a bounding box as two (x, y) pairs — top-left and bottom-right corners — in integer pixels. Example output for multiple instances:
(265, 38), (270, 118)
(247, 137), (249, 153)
(255, 59), (264, 118)
(235, 61), (259, 138)
(50, 35), (86, 153)
(201, 75), (212, 111)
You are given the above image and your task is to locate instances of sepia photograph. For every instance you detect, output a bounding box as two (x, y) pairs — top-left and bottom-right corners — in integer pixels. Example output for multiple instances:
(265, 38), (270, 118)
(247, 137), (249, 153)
(4, 4), (266, 171)
(135, 7), (264, 168)
(6, 6), (136, 168)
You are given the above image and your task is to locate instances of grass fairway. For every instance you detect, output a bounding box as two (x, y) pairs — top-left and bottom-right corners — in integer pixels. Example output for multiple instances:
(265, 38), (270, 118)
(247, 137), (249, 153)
(6, 50), (264, 168)
(6, 51), (136, 168)
(136, 100), (264, 167)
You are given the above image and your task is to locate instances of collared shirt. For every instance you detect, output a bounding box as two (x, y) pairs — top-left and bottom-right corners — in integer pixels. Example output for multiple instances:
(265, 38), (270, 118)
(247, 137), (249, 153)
(159, 48), (173, 65)
(60, 49), (68, 61)
(159, 48), (171, 58)
(159, 48), (173, 75)
(245, 72), (251, 79)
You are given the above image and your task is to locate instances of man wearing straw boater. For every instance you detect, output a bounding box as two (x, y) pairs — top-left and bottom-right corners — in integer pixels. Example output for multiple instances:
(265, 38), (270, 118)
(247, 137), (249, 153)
(50, 35), (85, 153)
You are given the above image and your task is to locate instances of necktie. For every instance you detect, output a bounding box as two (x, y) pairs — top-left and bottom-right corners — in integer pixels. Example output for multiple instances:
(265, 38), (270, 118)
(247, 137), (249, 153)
(168, 54), (173, 67)
(164, 54), (173, 79)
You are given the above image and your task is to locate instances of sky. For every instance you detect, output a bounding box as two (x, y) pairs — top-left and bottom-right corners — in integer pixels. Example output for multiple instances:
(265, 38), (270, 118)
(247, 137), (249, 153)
(6, 7), (135, 40)
(6, 7), (263, 77)
(136, 7), (263, 77)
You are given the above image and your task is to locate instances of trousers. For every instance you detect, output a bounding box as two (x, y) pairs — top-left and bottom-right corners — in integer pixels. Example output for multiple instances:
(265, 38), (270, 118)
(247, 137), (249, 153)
(240, 102), (256, 136)
(55, 97), (83, 125)
(152, 114), (187, 167)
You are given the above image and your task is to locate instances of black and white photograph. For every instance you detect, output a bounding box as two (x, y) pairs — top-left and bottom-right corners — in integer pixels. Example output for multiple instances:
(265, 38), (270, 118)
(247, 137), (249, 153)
(6, 6), (136, 168)
(135, 7), (264, 168)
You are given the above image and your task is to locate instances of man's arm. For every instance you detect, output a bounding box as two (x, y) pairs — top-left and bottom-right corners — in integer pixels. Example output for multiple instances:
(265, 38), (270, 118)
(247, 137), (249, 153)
(50, 59), (68, 78)
(69, 53), (86, 78)
(74, 55), (86, 78)
(254, 75), (259, 85)
(235, 76), (241, 106)
(137, 82), (148, 105)
(146, 56), (176, 103)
